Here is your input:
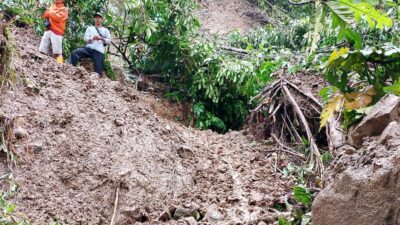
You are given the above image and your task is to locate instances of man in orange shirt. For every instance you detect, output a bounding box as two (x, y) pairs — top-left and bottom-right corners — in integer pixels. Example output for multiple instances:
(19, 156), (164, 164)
(39, 0), (68, 63)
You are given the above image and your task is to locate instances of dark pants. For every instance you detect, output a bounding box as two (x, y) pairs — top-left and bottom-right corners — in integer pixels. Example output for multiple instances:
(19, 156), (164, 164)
(68, 47), (104, 76)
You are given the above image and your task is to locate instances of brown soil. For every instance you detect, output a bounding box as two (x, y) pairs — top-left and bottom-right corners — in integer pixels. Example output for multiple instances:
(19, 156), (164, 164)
(0, 26), (293, 224)
(196, 0), (268, 34)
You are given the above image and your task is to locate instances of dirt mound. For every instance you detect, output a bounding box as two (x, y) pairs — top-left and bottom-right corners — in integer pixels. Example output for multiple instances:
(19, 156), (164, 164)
(312, 95), (400, 225)
(196, 0), (269, 34)
(0, 26), (292, 224)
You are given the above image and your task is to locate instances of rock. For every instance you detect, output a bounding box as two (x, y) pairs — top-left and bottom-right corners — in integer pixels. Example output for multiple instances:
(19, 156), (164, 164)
(14, 145), (26, 156)
(338, 145), (356, 155)
(349, 95), (400, 147)
(98, 108), (107, 114)
(120, 207), (149, 222)
(13, 118), (29, 139)
(204, 205), (223, 222)
(249, 208), (263, 223)
(180, 217), (197, 225)
(177, 146), (194, 159)
(114, 119), (125, 127)
(30, 143), (43, 153)
(379, 121), (400, 146)
(13, 126), (28, 139)
(249, 190), (264, 205)
(313, 119), (400, 225)
(173, 207), (193, 220)
(158, 211), (171, 222)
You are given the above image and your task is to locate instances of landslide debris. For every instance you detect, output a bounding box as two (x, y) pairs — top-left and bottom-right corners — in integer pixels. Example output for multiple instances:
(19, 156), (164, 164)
(0, 25), (293, 224)
(196, 0), (269, 34)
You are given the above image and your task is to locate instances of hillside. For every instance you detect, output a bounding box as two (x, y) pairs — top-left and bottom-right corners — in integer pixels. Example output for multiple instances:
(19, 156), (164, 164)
(0, 25), (292, 224)
(196, 0), (268, 34)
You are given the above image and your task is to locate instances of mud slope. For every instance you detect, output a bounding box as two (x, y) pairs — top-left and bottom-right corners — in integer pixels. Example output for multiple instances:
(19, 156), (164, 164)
(0, 27), (291, 224)
(196, 0), (268, 34)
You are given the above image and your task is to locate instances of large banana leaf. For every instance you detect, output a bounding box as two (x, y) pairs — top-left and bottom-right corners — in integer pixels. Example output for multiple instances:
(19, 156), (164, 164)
(325, 0), (393, 29)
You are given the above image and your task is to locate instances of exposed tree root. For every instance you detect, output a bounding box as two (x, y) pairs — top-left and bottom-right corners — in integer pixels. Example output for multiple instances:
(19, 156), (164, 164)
(0, 116), (16, 170)
(250, 73), (326, 174)
(109, 184), (121, 225)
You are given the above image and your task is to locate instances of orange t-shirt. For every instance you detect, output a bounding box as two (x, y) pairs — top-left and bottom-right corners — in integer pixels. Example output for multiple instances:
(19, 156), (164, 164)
(43, 4), (68, 36)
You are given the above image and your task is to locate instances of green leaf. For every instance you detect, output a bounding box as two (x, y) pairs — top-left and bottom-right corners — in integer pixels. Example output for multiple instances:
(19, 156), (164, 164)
(384, 80), (400, 96)
(319, 86), (338, 102)
(337, 28), (362, 49)
(325, 0), (393, 29)
(293, 186), (312, 205)
(278, 217), (291, 225)
(322, 152), (333, 165)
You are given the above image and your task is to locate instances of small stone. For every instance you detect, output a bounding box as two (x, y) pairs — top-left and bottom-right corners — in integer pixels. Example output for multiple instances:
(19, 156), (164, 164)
(14, 145), (25, 156)
(217, 165), (227, 173)
(181, 217), (197, 225)
(204, 205), (223, 221)
(177, 146), (194, 158)
(173, 207), (192, 220)
(249, 191), (264, 205)
(13, 127), (28, 139)
(30, 143), (43, 153)
(166, 125), (171, 131)
(338, 145), (356, 155)
(115, 119), (124, 127)
(158, 211), (171, 222)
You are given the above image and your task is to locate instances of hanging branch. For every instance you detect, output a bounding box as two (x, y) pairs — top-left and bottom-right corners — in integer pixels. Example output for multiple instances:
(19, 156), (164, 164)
(288, 0), (315, 5)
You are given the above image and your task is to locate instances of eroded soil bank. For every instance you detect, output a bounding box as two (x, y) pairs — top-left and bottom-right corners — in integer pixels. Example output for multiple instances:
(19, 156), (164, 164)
(0, 26), (292, 224)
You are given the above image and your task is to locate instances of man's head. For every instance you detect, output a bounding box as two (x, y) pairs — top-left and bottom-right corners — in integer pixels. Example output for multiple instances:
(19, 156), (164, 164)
(93, 13), (104, 26)
(55, 0), (64, 4)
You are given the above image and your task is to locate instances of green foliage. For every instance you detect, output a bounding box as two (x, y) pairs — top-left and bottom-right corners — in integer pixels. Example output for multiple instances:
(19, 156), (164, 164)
(278, 217), (292, 225)
(193, 103), (226, 132)
(326, 0), (393, 30)
(319, 86), (338, 102)
(384, 80), (400, 95)
(325, 44), (400, 94)
(0, 0), (44, 29)
(322, 151), (333, 165)
(293, 185), (312, 206)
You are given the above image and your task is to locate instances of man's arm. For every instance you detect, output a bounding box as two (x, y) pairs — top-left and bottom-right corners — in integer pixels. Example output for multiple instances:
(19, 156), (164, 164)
(46, 7), (68, 23)
(84, 27), (93, 43)
(42, 7), (51, 19)
(102, 29), (112, 45)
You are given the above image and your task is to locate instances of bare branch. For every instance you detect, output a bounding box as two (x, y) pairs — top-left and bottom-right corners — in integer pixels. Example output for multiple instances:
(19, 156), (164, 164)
(288, 0), (315, 5)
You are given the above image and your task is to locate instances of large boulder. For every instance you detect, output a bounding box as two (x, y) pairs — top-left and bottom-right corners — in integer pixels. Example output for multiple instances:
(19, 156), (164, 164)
(313, 119), (400, 225)
(349, 95), (400, 147)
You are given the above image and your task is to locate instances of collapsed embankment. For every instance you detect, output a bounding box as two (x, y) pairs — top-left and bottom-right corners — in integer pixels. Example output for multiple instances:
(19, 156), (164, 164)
(0, 25), (293, 224)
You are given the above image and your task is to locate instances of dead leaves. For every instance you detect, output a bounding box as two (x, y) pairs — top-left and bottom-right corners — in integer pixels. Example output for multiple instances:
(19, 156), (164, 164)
(344, 86), (376, 110)
(320, 86), (377, 129)
(320, 95), (344, 129)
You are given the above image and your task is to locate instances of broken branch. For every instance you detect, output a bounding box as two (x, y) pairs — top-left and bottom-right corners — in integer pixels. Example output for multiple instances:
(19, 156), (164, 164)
(282, 85), (324, 173)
